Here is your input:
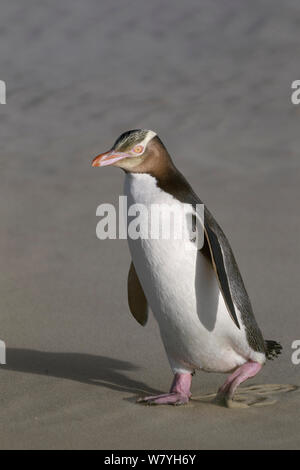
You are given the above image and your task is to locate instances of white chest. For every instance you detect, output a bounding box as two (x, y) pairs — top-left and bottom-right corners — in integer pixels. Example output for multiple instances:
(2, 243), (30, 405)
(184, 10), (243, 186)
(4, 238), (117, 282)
(124, 173), (197, 303)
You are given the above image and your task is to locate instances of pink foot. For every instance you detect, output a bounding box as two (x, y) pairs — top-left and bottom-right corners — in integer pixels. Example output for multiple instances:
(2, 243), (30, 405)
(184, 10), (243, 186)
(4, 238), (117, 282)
(137, 373), (192, 406)
(215, 361), (263, 408)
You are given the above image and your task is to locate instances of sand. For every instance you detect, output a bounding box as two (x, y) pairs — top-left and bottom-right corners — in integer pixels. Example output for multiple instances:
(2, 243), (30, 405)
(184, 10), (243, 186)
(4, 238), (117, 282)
(0, 0), (300, 449)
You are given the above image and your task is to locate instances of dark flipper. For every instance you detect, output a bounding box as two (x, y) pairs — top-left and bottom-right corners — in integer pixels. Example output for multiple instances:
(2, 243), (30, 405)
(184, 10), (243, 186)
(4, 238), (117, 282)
(201, 206), (266, 354)
(128, 262), (148, 326)
(203, 221), (240, 329)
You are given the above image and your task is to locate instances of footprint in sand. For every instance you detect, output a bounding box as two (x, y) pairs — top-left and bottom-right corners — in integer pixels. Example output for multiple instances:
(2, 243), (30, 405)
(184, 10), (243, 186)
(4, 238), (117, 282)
(193, 384), (300, 408)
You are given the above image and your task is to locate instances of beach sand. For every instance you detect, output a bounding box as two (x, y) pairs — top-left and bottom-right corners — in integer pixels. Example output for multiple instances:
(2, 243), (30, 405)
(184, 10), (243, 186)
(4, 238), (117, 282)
(0, 0), (299, 449)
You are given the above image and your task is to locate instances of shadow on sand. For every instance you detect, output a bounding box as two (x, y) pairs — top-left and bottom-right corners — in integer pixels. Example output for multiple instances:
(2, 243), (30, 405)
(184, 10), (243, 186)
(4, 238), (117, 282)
(2, 348), (160, 396)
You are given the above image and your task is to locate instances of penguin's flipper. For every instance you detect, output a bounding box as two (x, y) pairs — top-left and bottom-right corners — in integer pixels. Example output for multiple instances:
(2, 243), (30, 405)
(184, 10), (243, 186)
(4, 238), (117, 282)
(127, 262), (148, 326)
(202, 212), (240, 330)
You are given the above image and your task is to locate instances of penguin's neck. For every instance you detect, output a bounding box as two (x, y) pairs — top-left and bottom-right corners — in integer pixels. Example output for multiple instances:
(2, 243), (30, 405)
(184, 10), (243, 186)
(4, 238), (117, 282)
(126, 162), (199, 208)
(124, 173), (165, 206)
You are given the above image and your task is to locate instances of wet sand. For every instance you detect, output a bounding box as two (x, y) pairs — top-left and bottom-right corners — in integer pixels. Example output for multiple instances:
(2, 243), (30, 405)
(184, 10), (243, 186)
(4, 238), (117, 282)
(0, 0), (300, 449)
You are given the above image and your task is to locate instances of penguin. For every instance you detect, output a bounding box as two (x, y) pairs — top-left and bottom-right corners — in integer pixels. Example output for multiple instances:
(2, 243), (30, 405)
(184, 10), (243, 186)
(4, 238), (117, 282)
(92, 129), (282, 407)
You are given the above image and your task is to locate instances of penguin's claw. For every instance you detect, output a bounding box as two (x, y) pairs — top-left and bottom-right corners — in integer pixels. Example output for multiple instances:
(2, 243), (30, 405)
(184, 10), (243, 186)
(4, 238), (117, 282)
(137, 393), (190, 406)
(137, 373), (192, 406)
(214, 361), (263, 408)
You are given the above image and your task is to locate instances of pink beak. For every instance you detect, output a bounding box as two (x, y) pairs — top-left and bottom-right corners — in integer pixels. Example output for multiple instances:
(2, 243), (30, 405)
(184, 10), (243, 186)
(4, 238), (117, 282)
(92, 150), (127, 167)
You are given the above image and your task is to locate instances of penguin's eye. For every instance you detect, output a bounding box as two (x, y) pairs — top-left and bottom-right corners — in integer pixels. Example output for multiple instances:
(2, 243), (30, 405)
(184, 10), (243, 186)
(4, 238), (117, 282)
(133, 145), (144, 154)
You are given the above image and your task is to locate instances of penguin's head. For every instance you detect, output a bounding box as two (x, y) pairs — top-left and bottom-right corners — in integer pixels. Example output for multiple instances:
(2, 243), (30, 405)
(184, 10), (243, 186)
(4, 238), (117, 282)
(92, 129), (172, 174)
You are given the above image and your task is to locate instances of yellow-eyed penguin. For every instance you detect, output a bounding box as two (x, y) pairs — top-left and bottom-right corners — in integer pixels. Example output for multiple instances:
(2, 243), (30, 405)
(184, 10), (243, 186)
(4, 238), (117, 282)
(92, 129), (282, 407)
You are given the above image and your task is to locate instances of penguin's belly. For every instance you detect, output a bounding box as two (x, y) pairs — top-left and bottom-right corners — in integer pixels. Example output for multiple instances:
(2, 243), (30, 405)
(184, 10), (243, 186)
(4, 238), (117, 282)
(129, 236), (251, 373)
(125, 173), (251, 373)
